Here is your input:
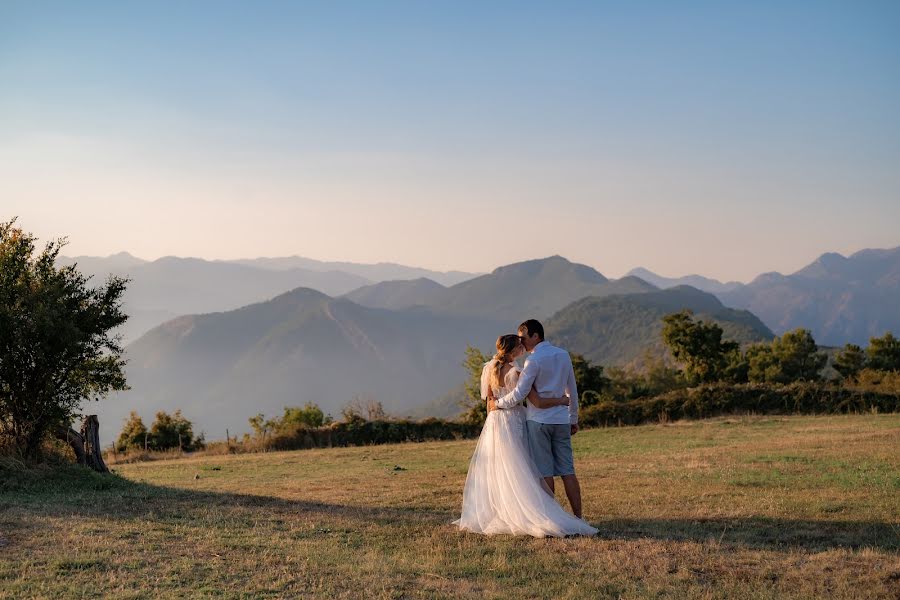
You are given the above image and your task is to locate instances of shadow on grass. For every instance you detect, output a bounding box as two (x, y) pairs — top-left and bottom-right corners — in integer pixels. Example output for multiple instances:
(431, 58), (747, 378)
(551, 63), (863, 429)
(2, 466), (897, 554)
(0, 465), (454, 532)
(595, 517), (900, 553)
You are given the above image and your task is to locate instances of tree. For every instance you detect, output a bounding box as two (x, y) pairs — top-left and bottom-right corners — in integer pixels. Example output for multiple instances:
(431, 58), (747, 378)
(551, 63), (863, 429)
(249, 413), (276, 439)
(634, 349), (689, 392)
(748, 329), (826, 383)
(280, 402), (328, 428)
(116, 411), (148, 451)
(662, 310), (738, 384)
(722, 347), (750, 383)
(570, 353), (610, 396)
(0, 219), (128, 458)
(866, 332), (900, 372)
(746, 343), (779, 383)
(771, 329), (827, 382)
(148, 410), (199, 451)
(833, 344), (867, 379)
(460, 345), (490, 425)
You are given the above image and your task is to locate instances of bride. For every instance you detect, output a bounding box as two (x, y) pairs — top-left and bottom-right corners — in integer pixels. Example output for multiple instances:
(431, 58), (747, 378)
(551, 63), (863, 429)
(455, 334), (598, 537)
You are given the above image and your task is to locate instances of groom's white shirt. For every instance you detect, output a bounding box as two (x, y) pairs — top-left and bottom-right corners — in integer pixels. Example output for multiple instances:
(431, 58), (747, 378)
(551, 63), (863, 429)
(496, 341), (579, 425)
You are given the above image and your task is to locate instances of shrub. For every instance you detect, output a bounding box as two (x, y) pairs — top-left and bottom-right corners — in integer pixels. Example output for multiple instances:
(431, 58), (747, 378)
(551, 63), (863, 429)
(579, 382), (900, 428)
(259, 417), (481, 452)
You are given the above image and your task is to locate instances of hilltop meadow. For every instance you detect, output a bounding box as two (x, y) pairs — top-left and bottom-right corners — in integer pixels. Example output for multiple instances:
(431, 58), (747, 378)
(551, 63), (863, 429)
(2, 414), (898, 599)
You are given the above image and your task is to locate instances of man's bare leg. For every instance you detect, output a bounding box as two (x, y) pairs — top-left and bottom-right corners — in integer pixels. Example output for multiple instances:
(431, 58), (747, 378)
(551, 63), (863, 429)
(561, 474), (582, 518)
(543, 476), (555, 494)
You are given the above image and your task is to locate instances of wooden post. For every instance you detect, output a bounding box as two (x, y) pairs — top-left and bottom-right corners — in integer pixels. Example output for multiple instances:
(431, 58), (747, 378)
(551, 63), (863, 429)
(80, 415), (109, 473)
(178, 432), (183, 455)
(226, 429), (230, 448)
(54, 416), (109, 473)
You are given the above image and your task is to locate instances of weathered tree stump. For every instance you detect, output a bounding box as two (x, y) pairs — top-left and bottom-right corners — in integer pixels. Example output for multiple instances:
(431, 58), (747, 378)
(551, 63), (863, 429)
(54, 415), (109, 473)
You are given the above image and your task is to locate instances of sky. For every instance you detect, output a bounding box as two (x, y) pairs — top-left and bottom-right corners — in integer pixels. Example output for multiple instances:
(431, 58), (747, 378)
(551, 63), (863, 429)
(1, 1), (899, 282)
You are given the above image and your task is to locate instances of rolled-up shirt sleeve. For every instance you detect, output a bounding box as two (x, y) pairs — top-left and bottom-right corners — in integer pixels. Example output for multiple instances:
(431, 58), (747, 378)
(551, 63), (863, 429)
(496, 357), (538, 409)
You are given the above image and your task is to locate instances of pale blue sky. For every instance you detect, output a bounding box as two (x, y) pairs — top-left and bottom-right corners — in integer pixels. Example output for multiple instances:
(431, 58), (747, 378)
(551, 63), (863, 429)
(2, 1), (898, 281)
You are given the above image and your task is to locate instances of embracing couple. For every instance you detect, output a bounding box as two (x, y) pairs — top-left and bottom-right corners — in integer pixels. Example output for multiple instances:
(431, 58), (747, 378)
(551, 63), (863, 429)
(455, 319), (598, 538)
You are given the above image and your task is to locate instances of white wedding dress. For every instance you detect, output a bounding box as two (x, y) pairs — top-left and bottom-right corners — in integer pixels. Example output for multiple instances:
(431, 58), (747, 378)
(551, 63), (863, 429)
(454, 360), (598, 538)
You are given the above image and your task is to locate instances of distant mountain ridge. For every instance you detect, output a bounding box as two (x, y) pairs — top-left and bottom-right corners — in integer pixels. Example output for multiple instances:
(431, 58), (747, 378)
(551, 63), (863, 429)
(68, 247), (900, 440)
(104, 287), (507, 444)
(227, 256), (480, 287)
(345, 256), (658, 320)
(58, 253), (482, 342)
(626, 267), (743, 294)
(58, 254), (372, 343)
(718, 246), (900, 346)
(107, 256), (761, 442)
(546, 286), (774, 367)
(343, 278), (448, 310)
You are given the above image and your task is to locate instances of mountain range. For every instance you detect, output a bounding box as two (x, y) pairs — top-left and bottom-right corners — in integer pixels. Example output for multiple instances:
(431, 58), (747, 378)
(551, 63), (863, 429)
(68, 246), (899, 441)
(106, 287), (507, 443)
(58, 253), (480, 343)
(545, 286), (773, 366)
(228, 256), (478, 286)
(97, 257), (774, 443)
(345, 256), (657, 320)
(716, 247), (900, 346)
(625, 267), (743, 294)
(633, 246), (900, 346)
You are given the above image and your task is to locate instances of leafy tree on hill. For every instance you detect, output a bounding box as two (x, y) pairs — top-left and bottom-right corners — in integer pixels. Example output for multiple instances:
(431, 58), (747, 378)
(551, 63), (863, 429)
(746, 343), (780, 383)
(748, 329), (826, 383)
(662, 310), (739, 384)
(866, 332), (900, 372)
(722, 347), (750, 383)
(281, 402), (327, 428)
(571, 353), (610, 397)
(834, 344), (867, 379)
(0, 219), (128, 458)
(116, 411), (148, 451)
(148, 410), (202, 451)
(250, 402), (331, 439)
(460, 345), (491, 425)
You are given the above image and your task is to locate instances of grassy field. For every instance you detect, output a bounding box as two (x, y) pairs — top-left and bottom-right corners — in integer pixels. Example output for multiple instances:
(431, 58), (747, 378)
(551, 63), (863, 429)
(2, 414), (899, 599)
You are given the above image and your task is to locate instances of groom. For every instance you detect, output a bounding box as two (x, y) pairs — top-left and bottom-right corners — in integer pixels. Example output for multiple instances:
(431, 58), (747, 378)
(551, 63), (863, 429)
(491, 319), (583, 518)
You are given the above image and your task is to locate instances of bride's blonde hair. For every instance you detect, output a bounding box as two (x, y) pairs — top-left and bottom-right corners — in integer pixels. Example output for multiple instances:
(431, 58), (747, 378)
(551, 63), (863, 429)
(491, 334), (521, 391)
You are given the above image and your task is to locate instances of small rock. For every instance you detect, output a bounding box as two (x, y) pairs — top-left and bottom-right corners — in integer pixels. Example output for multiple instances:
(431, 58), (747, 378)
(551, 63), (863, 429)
(392, 465), (406, 471)
(194, 474), (201, 480)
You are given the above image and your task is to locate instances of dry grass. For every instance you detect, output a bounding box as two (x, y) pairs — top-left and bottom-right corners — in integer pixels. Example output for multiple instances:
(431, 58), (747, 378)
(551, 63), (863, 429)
(1, 414), (899, 599)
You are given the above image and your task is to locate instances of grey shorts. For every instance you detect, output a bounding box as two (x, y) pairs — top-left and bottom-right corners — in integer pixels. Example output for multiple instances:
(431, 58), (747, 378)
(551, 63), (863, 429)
(526, 420), (575, 477)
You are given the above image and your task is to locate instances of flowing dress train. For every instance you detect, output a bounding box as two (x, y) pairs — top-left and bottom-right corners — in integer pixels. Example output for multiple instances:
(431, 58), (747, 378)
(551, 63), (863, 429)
(454, 361), (598, 537)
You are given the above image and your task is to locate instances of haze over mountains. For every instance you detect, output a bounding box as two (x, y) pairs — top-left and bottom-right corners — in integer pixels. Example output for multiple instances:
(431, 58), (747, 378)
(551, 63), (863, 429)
(229, 256), (477, 287)
(634, 246), (900, 346)
(346, 256), (657, 320)
(625, 268), (743, 294)
(546, 287), (773, 366)
(97, 256), (771, 443)
(110, 288), (507, 444)
(69, 246), (899, 442)
(58, 253), (481, 343)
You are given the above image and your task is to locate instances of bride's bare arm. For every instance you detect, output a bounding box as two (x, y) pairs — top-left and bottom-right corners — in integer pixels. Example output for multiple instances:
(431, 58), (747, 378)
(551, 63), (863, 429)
(486, 387), (497, 412)
(526, 387), (569, 408)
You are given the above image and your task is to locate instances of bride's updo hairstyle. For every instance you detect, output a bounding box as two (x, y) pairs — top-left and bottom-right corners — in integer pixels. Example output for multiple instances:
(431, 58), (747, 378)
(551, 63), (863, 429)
(491, 334), (521, 391)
